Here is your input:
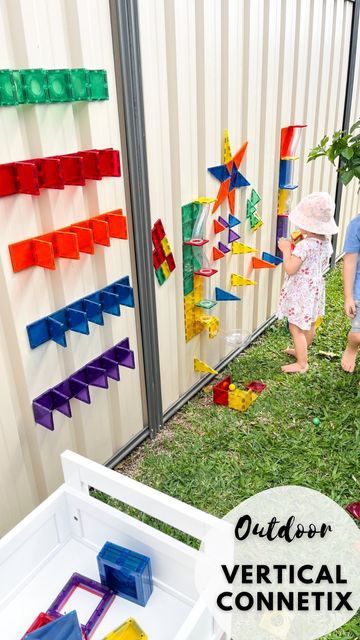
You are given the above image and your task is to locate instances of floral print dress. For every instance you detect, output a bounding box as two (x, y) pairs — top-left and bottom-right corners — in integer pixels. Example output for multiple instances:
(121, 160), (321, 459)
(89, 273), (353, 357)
(277, 237), (333, 330)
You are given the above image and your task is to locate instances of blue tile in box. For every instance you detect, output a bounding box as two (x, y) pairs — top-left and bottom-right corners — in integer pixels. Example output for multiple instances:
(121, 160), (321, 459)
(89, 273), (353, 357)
(97, 541), (153, 607)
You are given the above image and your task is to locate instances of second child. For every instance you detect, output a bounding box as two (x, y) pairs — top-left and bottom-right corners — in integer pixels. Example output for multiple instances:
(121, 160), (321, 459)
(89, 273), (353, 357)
(277, 192), (338, 373)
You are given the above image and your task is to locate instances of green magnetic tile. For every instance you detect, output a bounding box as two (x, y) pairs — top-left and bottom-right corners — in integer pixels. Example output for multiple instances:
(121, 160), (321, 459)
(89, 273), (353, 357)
(47, 69), (71, 102)
(69, 68), (89, 101)
(155, 266), (165, 285)
(183, 244), (193, 262)
(183, 275), (194, 296)
(0, 70), (17, 105)
(183, 262), (194, 279)
(12, 70), (24, 103)
(195, 299), (217, 309)
(20, 68), (48, 103)
(182, 222), (194, 242)
(88, 69), (108, 100)
(182, 203), (195, 224)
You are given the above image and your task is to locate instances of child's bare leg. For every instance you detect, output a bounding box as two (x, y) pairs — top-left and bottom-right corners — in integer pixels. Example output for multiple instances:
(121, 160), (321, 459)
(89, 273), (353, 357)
(341, 331), (360, 373)
(285, 322), (316, 358)
(282, 323), (309, 373)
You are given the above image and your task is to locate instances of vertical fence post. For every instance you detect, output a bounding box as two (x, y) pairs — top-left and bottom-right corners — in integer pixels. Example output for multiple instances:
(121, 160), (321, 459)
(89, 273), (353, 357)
(109, 0), (163, 437)
(332, 0), (360, 265)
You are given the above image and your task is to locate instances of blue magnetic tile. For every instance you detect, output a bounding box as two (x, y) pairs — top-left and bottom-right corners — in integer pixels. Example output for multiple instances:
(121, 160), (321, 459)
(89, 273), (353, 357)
(25, 611), (82, 640)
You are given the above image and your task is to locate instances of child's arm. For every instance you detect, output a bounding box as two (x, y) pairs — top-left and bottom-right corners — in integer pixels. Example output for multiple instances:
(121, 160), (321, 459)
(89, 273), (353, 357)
(343, 253), (357, 318)
(278, 238), (302, 275)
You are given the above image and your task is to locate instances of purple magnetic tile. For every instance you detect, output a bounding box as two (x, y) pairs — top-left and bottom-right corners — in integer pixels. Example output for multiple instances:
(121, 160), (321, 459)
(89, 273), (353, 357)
(47, 572), (115, 638)
(91, 356), (120, 381)
(33, 337), (134, 429)
(32, 388), (71, 430)
(218, 241), (230, 254)
(276, 216), (289, 257)
(218, 215), (229, 228)
(116, 346), (135, 369)
(32, 401), (54, 431)
(71, 365), (108, 389)
(228, 228), (240, 243)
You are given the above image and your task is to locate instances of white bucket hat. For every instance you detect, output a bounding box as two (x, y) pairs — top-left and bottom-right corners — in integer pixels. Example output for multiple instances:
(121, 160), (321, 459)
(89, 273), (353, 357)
(289, 192), (338, 235)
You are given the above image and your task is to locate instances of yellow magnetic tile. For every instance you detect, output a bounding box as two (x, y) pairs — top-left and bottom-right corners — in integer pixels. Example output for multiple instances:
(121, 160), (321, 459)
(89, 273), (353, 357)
(101, 617), (147, 639)
(161, 236), (172, 257)
(161, 261), (171, 279)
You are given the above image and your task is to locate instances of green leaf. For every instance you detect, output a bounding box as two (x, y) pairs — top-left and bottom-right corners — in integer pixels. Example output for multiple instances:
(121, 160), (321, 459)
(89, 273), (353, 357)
(341, 147), (354, 160)
(327, 147), (337, 164)
(340, 169), (354, 185)
(353, 167), (360, 180)
(349, 118), (360, 134)
(320, 135), (329, 147)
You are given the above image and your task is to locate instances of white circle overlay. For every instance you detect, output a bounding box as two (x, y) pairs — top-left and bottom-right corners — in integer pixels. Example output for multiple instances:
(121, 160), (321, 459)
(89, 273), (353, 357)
(195, 486), (360, 639)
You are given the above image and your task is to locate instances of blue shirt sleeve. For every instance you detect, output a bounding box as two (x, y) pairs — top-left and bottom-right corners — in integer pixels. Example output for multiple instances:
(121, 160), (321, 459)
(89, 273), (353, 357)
(343, 215), (360, 254)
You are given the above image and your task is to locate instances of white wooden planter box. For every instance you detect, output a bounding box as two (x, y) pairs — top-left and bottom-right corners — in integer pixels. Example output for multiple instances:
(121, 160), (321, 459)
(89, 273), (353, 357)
(0, 451), (225, 640)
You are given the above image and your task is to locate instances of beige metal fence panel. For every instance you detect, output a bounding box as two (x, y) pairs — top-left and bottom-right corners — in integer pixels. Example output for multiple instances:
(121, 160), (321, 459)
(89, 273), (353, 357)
(337, 19), (360, 255)
(0, 0), (145, 534)
(137, 0), (354, 412)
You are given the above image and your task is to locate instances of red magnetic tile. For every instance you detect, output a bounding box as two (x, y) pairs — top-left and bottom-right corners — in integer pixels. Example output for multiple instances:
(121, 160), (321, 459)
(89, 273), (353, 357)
(23, 612), (56, 635)
(98, 148), (121, 177)
(34, 157), (64, 189)
(184, 239), (209, 247)
(57, 155), (85, 186)
(213, 387), (229, 406)
(0, 164), (18, 196)
(15, 162), (40, 195)
(245, 380), (266, 394)
(214, 376), (231, 392)
(75, 150), (102, 180)
(153, 248), (163, 270)
(154, 218), (166, 241)
(194, 268), (218, 277)
(166, 253), (176, 272)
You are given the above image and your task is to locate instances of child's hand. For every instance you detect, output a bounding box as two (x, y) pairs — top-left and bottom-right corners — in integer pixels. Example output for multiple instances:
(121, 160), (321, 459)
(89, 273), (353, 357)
(278, 237), (291, 253)
(344, 296), (356, 318)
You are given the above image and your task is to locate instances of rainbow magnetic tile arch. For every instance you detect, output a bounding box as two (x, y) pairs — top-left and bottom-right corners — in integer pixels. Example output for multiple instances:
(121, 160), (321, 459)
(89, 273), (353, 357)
(0, 68), (108, 106)
(0, 148), (120, 197)
(9, 209), (127, 272)
(32, 338), (135, 430)
(26, 276), (134, 349)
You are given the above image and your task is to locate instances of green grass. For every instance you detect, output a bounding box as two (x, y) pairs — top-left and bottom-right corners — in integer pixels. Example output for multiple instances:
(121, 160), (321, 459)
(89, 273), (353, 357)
(95, 265), (360, 638)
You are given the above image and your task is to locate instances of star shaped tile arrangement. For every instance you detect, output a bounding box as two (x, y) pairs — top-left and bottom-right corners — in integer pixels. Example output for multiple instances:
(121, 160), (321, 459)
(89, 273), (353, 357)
(208, 140), (250, 214)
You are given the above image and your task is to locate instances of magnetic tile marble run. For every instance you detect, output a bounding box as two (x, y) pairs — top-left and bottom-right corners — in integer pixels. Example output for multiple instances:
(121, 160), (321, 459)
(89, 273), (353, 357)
(275, 125), (306, 256)
(182, 200), (220, 342)
(213, 376), (257, 412)
(151, 218), (176, 285)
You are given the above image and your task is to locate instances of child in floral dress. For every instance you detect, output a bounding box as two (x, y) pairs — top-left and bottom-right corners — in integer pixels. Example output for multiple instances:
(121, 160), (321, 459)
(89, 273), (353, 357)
(277, 192), (338, 373)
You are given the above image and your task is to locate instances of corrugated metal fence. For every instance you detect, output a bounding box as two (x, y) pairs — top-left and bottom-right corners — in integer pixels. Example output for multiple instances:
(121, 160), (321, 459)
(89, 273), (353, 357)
(0, 0), (359, 534)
